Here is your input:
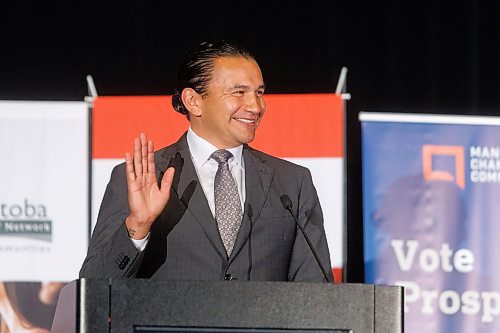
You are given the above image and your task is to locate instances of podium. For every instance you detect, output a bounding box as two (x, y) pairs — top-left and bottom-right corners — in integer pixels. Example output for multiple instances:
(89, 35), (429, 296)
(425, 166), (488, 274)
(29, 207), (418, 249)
(52, 279), (403, 333)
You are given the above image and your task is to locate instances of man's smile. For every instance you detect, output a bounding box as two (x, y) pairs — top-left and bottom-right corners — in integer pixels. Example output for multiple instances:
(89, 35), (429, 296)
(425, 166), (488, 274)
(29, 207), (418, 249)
(233, 117), (257, 125)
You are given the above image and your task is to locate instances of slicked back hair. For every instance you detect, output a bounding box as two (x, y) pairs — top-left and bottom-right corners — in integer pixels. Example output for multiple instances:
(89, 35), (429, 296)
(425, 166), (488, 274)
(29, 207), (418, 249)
(171, 41), (256, 117)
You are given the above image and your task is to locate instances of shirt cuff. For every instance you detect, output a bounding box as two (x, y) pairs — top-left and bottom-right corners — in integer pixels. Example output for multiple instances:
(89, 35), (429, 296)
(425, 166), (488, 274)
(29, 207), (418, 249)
(130, 232), (150, 251)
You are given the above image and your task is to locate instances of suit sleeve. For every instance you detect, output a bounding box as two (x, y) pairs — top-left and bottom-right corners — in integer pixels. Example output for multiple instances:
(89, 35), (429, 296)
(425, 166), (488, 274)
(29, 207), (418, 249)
(79, 164), (144, 278)
(287, 168), (334, 283)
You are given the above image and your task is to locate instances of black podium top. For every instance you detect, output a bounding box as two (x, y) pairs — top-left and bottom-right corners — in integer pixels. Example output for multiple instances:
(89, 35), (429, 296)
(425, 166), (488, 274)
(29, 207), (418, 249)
(52, 279), (403, 333)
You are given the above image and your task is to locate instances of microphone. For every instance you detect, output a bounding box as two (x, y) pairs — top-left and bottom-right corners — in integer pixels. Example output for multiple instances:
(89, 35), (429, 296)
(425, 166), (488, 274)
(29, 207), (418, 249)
(280, 194), (331, 282)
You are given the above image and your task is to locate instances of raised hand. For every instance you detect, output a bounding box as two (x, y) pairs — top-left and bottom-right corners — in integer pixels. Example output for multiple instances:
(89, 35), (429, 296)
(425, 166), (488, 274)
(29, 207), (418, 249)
(125, 133), (175, 239)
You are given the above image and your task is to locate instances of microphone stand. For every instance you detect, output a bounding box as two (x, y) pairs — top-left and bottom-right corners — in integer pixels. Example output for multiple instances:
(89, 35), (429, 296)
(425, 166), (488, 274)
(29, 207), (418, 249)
(280, 194), (332, 283)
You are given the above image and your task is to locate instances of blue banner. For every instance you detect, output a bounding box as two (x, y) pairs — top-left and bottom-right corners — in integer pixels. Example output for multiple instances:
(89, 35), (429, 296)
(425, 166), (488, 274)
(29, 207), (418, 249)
(361, 113), (500, 333)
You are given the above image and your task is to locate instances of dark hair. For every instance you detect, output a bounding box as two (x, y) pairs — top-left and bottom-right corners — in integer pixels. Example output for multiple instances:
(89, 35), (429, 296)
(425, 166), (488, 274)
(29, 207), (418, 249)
(4, 282), (59, 330)
(171, 41), (256, 116)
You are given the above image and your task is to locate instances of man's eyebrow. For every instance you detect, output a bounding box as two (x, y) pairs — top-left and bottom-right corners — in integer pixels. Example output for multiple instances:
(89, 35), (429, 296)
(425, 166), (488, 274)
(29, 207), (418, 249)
(228, 84), (250, 91)
(228, 84), (266, 91)
(229, 84), (266, 90)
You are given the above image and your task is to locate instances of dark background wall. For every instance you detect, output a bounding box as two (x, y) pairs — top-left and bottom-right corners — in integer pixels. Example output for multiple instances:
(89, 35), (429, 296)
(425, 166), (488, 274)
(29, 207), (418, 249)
(1, 1), (498, 282)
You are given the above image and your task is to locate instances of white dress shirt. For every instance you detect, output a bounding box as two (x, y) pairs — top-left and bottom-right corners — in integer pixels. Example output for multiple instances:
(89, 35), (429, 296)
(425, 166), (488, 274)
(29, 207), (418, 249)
(186, 127), (245, 215)
(131, 127), (246, 251)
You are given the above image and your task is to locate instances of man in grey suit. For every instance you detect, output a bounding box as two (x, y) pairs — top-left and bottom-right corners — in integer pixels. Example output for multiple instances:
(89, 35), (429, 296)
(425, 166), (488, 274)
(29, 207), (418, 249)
(80, 41), (333, 282)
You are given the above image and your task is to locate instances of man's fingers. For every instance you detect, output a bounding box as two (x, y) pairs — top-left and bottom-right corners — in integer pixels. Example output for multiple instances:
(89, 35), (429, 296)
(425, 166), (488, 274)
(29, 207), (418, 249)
(130, 133), (155, 183)
(160, 167), (175, 195)
(125, 152), (136, 183)
(133, 137), (142, 177)
(140, 133), (148, 175)
(148, 140), (155, 176)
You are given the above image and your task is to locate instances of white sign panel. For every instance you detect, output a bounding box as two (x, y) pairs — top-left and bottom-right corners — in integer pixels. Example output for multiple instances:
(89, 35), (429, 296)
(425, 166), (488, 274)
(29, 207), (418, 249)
(0, 101), (89, 281)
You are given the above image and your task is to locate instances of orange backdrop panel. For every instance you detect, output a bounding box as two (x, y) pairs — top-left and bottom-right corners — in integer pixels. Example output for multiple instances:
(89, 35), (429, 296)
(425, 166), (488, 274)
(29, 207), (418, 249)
(92, 94), (343, 158)
(253, 94), (343, 157)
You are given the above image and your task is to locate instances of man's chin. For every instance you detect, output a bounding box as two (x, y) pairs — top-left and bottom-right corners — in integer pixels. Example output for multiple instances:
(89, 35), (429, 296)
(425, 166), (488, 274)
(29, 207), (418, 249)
(240, 134), (256, 145)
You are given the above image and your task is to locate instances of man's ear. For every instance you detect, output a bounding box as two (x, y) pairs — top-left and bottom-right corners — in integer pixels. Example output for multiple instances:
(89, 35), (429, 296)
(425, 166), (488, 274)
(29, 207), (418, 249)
(181, 88), (202, 117)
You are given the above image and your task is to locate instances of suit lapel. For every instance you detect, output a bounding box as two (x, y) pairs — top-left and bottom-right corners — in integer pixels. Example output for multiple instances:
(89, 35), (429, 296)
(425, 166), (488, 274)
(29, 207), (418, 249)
(158, 137), (274, 262)
(159, 134), (227, 259)
(230, 146), (274, 260)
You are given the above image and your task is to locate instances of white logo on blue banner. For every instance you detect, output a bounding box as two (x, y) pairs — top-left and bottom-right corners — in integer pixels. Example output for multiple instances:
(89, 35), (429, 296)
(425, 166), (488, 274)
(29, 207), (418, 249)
(361, 112), (500, 333)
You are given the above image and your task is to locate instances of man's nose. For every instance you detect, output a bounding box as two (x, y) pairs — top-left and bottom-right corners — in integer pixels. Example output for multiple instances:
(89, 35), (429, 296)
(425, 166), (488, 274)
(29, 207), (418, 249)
(245, 94), (264, 113)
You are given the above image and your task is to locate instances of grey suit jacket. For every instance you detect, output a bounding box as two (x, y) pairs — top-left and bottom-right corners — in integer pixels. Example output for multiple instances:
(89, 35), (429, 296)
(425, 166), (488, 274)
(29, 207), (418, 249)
(80, 133), (333, 282)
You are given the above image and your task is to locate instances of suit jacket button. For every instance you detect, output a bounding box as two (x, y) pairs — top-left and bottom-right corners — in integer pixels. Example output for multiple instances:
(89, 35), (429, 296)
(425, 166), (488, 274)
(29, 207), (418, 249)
(116, 253), (130, 270)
